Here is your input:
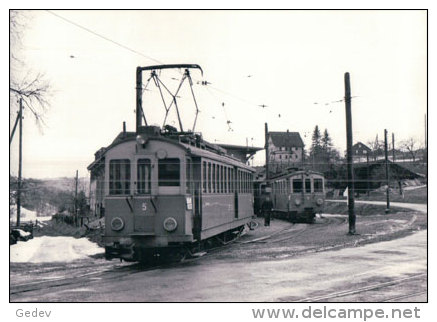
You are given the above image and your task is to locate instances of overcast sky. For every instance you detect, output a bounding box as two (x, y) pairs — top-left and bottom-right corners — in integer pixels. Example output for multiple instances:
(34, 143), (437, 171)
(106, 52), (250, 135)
(9, 10), (427, 178)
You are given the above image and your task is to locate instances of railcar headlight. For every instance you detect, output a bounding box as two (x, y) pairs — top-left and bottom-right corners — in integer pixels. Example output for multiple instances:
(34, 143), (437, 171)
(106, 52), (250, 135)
(294, 198), (301, 206)
(111, 217), (124, 231)
(316, 198), (324, 206)
(163, 217), (178, 232)
(136, 135), (146, 145)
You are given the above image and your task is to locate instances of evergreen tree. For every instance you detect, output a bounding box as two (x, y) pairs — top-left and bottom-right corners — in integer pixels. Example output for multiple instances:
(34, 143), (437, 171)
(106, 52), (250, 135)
(321, 129), (333, 152)
(310, 125), (322, 155)
(309, 125), (322, 170)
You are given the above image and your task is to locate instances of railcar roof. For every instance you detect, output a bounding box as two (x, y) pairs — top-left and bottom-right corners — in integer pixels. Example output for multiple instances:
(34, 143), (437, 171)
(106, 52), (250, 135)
(88, 131), (254, 172)
(181, 142), (255, 172)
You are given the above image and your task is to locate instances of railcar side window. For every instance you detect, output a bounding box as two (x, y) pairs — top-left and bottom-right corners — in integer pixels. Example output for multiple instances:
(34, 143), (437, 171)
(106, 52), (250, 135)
(203, 161), (207, 193)
(208, 162), (212, 193)
(158, 158), (180, 186)
(137, 159), (151, 194)
(224, 167), (228, 193)
(292, 179), (303, 193)
(230, 168), (234, 192)
(305, 179), (311, 193)
(211, 163), (217, 193)
(186, 158), (192, 193)
(314, 178), (324, 192)
(220, 165), (223, 193)
(109, 159), (131, 195)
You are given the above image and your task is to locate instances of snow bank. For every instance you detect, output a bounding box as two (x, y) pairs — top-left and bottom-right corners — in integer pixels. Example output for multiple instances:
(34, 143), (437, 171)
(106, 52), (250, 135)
(10, 236), (104, 263)
(10, 205), (53, 224)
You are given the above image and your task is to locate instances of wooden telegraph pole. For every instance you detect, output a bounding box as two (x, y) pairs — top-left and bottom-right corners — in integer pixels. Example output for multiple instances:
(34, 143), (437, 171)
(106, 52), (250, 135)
(392, 132), (395, 162)
(265, 123), (270, 182)
(344, 73), (355, 234)
(16, 99), (24, 227)
(366, 153), (370, 197)
(384, 129), (390, 213)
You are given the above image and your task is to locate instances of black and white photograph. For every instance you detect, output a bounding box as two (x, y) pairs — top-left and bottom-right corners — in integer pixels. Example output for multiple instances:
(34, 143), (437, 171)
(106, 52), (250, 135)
(8, 6), (431, 320)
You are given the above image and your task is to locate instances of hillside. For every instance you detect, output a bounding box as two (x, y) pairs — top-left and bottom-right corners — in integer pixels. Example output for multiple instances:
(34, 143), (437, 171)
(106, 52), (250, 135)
(9, 176), (89, 216)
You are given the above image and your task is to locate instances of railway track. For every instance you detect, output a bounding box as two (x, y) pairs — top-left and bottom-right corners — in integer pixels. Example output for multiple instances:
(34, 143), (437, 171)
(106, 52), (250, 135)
(295, 273), (427, 302)
(240, 215), (347, 245)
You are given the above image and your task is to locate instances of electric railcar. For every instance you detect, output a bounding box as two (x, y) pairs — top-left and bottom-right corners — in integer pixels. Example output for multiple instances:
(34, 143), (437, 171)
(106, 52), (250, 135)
(269, 169), (325, 223)
(89, 126), (255, 262)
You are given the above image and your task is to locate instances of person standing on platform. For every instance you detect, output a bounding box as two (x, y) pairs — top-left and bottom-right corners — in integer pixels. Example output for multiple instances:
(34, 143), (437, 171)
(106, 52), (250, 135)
(262, 195), (273, 226)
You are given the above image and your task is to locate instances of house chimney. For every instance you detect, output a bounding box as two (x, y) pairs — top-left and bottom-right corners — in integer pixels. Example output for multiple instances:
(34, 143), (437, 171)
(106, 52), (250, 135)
(123, 121), (126, 137)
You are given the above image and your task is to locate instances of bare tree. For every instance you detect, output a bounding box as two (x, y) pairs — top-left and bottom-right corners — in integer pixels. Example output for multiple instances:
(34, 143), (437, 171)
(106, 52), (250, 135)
(400, 137), (421, 162)
(10, 10), (51, 134)
(366, 134), (386, 161)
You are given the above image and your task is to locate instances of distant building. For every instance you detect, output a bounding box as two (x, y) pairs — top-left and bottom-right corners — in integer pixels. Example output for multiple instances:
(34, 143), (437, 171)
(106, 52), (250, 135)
(267, 130), (304, 173)
(350, 142), (371, 163)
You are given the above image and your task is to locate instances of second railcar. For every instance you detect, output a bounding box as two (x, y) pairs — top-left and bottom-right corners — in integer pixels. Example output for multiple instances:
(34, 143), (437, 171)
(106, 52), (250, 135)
(270, 170), (325, 223)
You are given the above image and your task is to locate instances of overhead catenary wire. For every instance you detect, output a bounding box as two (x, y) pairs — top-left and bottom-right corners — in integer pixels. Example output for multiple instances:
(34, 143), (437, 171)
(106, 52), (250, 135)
(49, 10), (272, 112)
(43, 10), (345, 144)
(45, 10), (163, 65)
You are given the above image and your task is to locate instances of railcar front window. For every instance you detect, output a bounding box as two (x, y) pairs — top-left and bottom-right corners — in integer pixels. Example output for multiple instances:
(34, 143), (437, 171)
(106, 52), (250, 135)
(158, 158), (180, 186)
(292, 179), (303, 193)
(109, 159), (131, 195)
(314, 178), (324, 192)
(305, 179), (311, 193)
(137, 159), (151, 194)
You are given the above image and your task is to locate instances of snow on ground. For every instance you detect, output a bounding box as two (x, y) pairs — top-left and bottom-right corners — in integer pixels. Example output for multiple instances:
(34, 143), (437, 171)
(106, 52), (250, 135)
(10, 236), (104, 263)
(9, 205), (53, 224)
(403, 184), (427, 191)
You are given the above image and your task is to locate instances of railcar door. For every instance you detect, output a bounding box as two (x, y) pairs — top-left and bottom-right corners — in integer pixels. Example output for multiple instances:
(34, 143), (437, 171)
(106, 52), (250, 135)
(234, 167), (239, 218)
(133, 157), (155, 233)
(192, 158), (202, 241)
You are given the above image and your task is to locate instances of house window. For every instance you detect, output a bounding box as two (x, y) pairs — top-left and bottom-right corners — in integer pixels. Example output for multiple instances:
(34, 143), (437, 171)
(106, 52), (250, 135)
(109, 159), (131, 195)
(158, 158), (180, 187)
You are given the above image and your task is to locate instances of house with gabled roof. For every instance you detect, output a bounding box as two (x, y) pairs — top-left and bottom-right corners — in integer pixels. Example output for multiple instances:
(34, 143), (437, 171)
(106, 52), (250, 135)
(351, 142), (372, 163)
(267, 130), (304, 172)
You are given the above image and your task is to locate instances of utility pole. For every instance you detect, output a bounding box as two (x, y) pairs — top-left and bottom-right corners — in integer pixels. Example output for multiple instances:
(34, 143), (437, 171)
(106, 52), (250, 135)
(366, 153), (370, 197)
(265, 123), (270, 181)
(136, 67), (143, 133)
(344, 72), (355, 235)
(74, 170), (79, 226)
(16, 99), (23, 227)
(384, 129), (390, 213)
(392, 132), (395, 162)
